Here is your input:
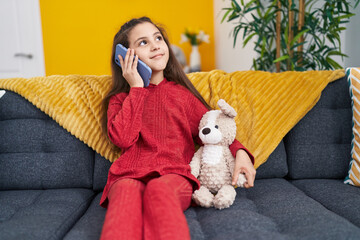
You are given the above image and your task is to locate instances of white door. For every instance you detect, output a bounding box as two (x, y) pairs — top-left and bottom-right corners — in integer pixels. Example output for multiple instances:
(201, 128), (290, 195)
(0, 0), (45, 78)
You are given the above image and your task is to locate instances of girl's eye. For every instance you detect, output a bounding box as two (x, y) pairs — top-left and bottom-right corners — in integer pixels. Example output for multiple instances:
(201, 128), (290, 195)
(156, 35), (163, 41)
(139, 40), (147, 46)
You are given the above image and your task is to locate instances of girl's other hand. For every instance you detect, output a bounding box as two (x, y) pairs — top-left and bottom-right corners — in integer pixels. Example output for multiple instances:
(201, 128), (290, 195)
(118, 49), (144, 88)
(232, 149), (256, 188)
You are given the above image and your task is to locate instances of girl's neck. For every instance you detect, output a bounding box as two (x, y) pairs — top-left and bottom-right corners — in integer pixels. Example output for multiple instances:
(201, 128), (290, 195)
(150, 71), (164, 85)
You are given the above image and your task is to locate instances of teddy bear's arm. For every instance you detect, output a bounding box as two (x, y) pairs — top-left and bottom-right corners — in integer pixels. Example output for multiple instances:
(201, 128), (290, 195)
(224, 148), (235, 175)
(189, 147), (203, 178)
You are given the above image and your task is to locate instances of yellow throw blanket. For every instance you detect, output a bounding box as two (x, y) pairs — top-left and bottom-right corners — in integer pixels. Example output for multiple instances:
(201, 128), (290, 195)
(188, 69), (344, 168)
(0, 69), (344, 168)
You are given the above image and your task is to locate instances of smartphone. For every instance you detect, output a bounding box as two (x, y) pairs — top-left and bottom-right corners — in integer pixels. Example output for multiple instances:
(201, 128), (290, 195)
(114, 44), (152, 87)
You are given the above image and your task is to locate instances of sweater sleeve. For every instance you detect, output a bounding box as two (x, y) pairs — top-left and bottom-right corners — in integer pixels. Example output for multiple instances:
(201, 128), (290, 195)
(229, 139), (255, 164)
(107, 87), (149, 148)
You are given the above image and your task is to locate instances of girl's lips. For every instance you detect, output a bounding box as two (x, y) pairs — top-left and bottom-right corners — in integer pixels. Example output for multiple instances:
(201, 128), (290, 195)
(150, 54), (164, 59)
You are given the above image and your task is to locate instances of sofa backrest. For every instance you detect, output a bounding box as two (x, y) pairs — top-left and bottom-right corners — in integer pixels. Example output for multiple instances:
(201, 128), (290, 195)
(256, 140), (288, 179)
(284, 76), (352, 179)
(2, 76), (349, 189)
(0, 91), (94, 190)
(0, 90), (290, 191)
(93, 153), (111, 191)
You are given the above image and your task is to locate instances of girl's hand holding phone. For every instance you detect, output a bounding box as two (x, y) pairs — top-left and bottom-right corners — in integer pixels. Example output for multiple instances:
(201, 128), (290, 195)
(118, 49), (144, 88)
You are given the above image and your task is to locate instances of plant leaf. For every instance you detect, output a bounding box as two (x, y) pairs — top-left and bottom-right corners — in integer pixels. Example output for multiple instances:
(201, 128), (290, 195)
(261, 36), (266, 57)
(231, 0), (242, 12)
(221, 9), (232, 23)
(335, 13), (355, 20)
(233, 26), (242, 48)
(243, 32), (257, 47)
(290, 29), (310, 46)
(274, 55), (290, 63)
(327, 51), (348, 57)
(326, 57), (343, 69)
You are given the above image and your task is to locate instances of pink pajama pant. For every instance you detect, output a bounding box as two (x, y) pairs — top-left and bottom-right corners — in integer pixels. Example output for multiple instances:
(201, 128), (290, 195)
(100, 174), (193, 240)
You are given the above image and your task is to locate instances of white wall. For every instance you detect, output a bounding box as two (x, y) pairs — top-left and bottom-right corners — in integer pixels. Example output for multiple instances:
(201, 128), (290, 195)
(214, 0), (360, 71)
(213, 0), (255, 72)
(345, 4), (360, 68)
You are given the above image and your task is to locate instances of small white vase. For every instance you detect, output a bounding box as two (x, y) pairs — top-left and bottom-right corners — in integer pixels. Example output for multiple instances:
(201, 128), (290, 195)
(189, 45), (201, 72)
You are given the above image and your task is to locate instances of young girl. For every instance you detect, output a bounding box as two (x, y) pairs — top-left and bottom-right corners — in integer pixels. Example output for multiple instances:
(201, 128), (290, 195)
(100, 17), (255, 240)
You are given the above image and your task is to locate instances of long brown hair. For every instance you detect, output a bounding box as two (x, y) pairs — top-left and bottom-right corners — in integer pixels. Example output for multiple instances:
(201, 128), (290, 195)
(102, 16), (211, 135)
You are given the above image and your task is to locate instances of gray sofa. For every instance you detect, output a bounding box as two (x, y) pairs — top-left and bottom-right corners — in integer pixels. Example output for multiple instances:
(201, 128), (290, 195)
(1, 75), (360, 240)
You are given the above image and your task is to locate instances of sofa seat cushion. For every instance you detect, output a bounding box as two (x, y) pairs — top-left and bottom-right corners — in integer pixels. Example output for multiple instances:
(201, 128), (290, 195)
(0, 188), (95, 240)
(186, 179), (360, 240)
(64, 193), (106, 240)
(291, 179), (360, 228)
(61, 180), (360, 240)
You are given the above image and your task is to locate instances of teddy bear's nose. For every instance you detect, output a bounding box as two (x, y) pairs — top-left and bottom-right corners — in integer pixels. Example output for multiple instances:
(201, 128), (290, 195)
(202, 128), (211, 135)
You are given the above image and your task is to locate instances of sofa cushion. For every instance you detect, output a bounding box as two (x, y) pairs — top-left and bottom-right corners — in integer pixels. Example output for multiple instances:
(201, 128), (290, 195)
(186, 178), (360, 240)
(284, 76), (352, 179)
(256, 140), (288, 179)
(291, 179), (360, 228)
(93, 153), (111, 191)
(0, 188), (95, 240)
(0, 91), (46, 120)
(345, 67), (360, 186)
(64, 193), (106, 240)
(0, 91), (94, 190)
(64, 179), (360, 240)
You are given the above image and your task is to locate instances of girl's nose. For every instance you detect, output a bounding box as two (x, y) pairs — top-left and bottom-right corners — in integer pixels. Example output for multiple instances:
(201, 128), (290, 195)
(151, 46), (160, 51)
(150, 42), (160, 51)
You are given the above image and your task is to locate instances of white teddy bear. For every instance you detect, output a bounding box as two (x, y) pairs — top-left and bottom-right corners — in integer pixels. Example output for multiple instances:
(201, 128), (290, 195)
(190, 99), (247, 210)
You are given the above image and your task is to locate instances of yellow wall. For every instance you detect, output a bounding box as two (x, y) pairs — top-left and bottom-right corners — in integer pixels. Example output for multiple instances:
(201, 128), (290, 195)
(39, 0), (215, 75)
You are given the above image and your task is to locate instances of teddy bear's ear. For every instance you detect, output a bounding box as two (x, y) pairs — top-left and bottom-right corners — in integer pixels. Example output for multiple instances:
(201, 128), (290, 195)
(217, 99), (237, 118)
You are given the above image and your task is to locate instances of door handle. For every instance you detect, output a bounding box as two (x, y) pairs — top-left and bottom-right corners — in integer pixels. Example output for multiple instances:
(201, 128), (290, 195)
(14, 53), (33, 59)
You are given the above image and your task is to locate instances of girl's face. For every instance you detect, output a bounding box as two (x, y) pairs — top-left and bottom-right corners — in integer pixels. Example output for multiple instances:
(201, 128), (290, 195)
(128, 22), (169, 73)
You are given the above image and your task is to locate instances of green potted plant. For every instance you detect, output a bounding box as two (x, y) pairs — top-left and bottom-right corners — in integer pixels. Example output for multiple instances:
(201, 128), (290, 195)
(221, 0), (360, 72)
